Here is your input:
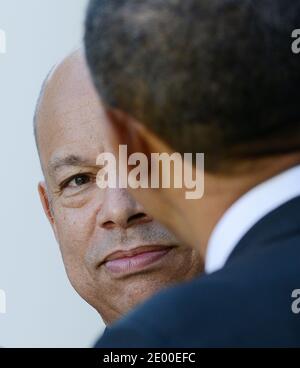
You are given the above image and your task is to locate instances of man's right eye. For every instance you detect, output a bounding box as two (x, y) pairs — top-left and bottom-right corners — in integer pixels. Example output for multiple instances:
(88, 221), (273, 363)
(60, 174), (93, 190)
(69, 174), (91, 187)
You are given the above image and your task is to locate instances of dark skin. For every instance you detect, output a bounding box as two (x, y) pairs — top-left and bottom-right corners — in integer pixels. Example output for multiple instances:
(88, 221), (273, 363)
(35, 51), (203, 324)
(103, 107), (300, 259)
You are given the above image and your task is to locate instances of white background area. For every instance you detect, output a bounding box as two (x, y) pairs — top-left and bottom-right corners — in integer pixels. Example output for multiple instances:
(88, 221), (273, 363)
(0, 0), (104, 347)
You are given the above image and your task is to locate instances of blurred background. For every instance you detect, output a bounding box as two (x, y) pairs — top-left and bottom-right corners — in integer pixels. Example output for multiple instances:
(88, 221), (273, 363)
(0, 0), (104, 347)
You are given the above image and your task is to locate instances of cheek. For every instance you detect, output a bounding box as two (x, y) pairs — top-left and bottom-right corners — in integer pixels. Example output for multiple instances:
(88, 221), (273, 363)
(53, 204), (97, 268)
(52, 207), (98, 301)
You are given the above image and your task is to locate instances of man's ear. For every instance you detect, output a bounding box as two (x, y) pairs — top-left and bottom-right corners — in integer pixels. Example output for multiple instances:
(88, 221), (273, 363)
(106, 108), (173, 157)
(38, 182), (57, 235)
(105, 108), (179, 231)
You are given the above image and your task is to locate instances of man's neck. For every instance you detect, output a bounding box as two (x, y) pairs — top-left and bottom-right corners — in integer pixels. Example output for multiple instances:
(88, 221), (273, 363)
(172, 154), (300, 259)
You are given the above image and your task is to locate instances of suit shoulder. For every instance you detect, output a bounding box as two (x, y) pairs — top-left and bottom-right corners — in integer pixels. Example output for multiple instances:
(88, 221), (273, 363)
(97, 242), (300, 347)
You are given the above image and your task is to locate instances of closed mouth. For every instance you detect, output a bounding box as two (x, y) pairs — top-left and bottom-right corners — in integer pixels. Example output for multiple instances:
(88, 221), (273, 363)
(101, 245), (175, 275)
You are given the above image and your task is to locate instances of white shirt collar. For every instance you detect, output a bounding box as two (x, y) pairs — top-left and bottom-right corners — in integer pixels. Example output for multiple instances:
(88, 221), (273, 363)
(205, 165), (300, 274)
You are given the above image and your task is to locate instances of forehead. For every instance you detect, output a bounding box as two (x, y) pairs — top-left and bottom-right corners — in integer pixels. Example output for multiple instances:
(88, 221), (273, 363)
(37, 55), (110, 173)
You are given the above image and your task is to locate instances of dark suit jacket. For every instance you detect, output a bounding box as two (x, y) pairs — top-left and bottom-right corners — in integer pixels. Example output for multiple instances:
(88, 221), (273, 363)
(96, 196), (300, 347)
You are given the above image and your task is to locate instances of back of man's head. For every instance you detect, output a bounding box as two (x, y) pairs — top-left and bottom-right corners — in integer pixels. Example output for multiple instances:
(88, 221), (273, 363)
(85, 0), (300, 171)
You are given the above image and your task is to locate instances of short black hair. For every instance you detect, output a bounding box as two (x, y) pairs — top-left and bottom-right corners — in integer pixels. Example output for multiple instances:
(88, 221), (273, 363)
(85, 0), (300, 170)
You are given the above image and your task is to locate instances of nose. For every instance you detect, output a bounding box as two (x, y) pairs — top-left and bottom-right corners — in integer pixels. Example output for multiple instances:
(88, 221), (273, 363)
(97, 188), (152, 229)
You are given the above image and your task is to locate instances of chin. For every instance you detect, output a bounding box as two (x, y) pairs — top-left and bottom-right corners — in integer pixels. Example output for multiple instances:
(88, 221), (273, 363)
(93, 275), (178, 324)
(120, 276), (176, 308)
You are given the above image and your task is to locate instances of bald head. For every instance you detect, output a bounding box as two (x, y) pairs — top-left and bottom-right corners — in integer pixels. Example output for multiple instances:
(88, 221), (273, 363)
(34, 50), (98, 148)
(34, 49), (108, 174)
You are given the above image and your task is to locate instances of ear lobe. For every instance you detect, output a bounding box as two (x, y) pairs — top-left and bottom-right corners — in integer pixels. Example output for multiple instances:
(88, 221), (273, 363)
(38, 182), (55, 227)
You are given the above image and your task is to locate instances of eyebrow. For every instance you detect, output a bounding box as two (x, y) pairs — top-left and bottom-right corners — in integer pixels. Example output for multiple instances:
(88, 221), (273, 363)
(48, 154), (97, 173)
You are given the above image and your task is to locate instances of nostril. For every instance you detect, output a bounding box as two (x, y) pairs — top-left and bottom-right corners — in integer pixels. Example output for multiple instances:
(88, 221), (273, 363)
(101, 213), (151, 229)
(102, 220), (116, 229)
(128, 212), (149, 225)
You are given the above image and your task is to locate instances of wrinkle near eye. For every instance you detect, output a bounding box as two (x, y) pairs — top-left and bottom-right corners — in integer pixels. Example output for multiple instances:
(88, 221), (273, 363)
(55, 166), (96, 184)
(61, 174), (96, 195)
(59, 183), (104, 209)
(64, 174), (92, 189)
(49, 169), (97, 198)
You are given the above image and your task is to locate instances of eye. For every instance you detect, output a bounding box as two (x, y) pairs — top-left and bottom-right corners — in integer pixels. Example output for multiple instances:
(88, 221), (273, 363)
(61, 174), (93, 190)
(70, 174), (91, 187)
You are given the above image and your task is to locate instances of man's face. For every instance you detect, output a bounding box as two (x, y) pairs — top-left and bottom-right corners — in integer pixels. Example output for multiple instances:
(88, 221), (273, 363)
(36, 52), (203, 324)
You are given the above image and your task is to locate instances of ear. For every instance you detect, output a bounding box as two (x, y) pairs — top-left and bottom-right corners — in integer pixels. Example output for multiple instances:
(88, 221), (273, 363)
(105, 108), (180, 231)
(106, 108), (173, 157)
(38, 182), (58, 236)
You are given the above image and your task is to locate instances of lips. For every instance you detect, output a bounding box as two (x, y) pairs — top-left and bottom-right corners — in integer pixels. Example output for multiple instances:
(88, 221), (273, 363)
(102, 245), (174, 275)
